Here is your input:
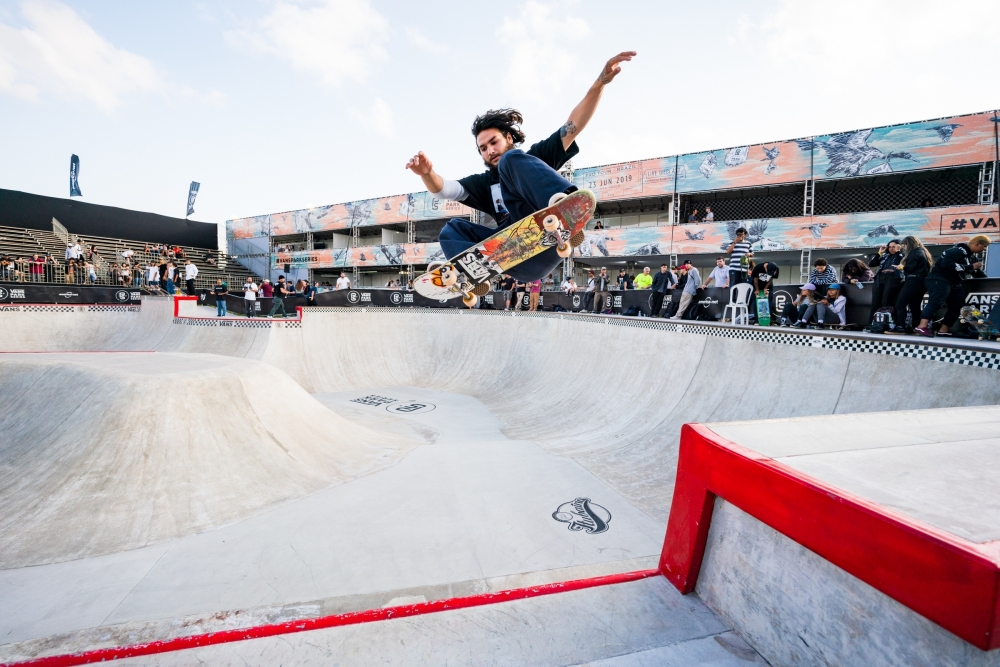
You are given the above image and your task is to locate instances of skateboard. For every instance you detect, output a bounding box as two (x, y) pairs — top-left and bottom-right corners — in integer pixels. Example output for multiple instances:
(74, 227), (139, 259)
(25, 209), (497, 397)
(755, 292), (771, 326)
(959, 306), (1000, 340)
(414, 190), (596, 307)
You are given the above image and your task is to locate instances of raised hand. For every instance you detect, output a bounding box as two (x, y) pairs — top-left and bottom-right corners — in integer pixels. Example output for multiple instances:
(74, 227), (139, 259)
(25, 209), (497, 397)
(405, 151), (433, 176)
(598, 51), (636, 85)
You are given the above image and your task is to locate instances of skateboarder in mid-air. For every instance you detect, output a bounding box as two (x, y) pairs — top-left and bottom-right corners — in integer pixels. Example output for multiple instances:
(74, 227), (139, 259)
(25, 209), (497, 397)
(405, 51), (635, 283)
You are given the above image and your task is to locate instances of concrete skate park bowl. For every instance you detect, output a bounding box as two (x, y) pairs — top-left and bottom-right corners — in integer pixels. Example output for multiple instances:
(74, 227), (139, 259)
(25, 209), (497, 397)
(1, 296), (1000, 666)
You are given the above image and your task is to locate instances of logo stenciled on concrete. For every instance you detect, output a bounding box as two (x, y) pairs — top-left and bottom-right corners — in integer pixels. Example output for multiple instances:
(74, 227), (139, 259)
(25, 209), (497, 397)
(350, 394), (397, 407)
(552, 497), (611, 534)
(347, 291), (361, 304)
(386, 402), (436, 415)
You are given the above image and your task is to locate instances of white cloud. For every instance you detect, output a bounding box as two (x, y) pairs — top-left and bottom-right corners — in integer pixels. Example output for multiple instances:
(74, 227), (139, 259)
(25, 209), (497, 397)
(497, 1), (591, 102)
(406, 27), (449, 55)
(0, 0), (163, 112)
(353, 97), (394, 138)
(230, 0), (388, 86)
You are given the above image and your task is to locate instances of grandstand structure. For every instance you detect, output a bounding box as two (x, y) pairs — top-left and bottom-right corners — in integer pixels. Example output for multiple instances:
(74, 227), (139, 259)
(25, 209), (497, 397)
(0, 223), (259, 290)
(228, 110), (1000, 286)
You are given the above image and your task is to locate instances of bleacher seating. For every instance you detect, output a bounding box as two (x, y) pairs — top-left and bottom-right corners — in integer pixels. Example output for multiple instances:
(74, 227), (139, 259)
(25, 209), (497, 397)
(0, 225), (261, 290)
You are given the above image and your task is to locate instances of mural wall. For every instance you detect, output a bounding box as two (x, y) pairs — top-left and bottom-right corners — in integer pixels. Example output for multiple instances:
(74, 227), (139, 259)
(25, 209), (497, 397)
(576, 205), (999, 259)
(572, 110), (999, 200)
(273, 242), (445, 270)
(228, 192), (471, 241)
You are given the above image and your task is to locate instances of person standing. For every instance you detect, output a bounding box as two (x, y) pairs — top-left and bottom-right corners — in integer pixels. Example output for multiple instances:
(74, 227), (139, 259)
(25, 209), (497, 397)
(726, 228), (753, 286)
(650, 263), (675, 317)
(867, 239), (904, 328)
(269, 275), (290, 318)
(750, 261), (780, 324)
(914, 236), (990, 337)
(672, 260), (702, 319)
(528, 279), (542, 311)
(894, 236), (932, 331)
(513, 277), (527, 311)
(633, 266), (653, 290)
(593, 267), (613, 314)
(165, 262), (177, 295)
(687, 208), (699, 224)
(500, 274), (516, 310)
(242, 276), (258, 317)
(335, 271), (351, 290)
(704, 206), (714, 222)
(583, 270), (596, 312)
(616, 268), (631, 290)
(184, 259), (198, 296)
(213, 278), (229, 317)
(701, 257), (729, 289)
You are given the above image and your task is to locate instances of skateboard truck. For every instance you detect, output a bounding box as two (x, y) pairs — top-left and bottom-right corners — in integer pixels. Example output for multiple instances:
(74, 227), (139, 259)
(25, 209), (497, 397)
(427, 261), (480, 308)
(542, 214), (574, 258)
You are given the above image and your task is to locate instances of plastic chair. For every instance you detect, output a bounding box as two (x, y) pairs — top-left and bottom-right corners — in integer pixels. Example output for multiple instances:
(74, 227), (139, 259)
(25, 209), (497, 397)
(723, 283), (754, 325)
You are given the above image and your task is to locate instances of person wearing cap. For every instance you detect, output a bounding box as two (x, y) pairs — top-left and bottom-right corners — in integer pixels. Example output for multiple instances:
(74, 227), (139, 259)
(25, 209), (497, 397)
(914, 235), (991, 337)
(782, 283), (818, 326)
(750, 261), (780, 324)
(260, 278), (273, 298)
(633, 266), (653, 290)
(616, 268), (631, 290)
(593, 267), (613, 313)
(268, 275), (290, 318)
(672, 259), (702, 319)
(726, 227), (753, 286)
(796, 284), (846, 327)
(867, 239), (904, 328)
(583, 270), (596, 312)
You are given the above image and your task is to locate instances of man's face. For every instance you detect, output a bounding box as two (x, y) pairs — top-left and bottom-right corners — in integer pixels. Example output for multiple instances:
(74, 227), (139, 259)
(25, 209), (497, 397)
(600, 269), (607, 275)
(660, 266), (667, 273)
(735, 232), (746, 241)
(643, 268), (650, 274)
(716, 259), (725, 267)
(477, 129), (514, 168)
(888, 242), (901, 253)
(970, 240), (989, 253)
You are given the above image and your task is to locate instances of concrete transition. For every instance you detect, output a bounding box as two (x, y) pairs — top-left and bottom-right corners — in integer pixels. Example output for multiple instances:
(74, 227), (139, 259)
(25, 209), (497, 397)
(0, 297), (998, 666)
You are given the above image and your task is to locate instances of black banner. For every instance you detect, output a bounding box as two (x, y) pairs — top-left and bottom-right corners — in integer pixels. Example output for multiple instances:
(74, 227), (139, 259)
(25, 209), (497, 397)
(201, 288), (460, 314)
(0, 283), (141, 304)
(69, 154), (82, 197)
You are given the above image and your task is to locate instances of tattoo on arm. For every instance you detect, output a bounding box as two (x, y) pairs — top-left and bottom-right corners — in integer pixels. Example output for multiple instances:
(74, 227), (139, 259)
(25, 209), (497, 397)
(559, 121), (577, 138)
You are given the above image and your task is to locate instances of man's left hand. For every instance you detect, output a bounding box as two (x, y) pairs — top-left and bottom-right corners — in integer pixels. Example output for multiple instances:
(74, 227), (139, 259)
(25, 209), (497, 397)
(598, 51), (636, 85)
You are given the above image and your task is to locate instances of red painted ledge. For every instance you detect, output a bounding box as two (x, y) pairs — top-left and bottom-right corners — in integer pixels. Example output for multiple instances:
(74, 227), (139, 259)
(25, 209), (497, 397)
(659, 422), (1000, 651)
(3, 569), (659, 667)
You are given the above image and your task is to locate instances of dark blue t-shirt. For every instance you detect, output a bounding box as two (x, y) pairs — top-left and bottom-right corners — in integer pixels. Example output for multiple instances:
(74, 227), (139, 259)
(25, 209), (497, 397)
(457, 129), (578, 226)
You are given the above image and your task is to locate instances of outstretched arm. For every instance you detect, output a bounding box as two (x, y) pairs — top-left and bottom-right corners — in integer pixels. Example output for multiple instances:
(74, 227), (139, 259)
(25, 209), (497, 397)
(405, 152), (444, 193)
(560, 51), (636, 150)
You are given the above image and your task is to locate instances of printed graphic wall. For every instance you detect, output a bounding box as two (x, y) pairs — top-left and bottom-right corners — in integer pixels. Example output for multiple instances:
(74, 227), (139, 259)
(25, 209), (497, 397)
(228, 192), (471, 240)
(274, 243), (445, 269)
(576, 205), (998, 259)
(573, 111), (999, 200)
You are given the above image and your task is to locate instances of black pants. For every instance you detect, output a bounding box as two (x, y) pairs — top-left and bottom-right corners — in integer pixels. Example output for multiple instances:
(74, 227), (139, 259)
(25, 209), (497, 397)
(269, 297), (287, 317)
(583, 292), (594, 311)
(650, 290), (666, 316)
(920, 278), (965, 327)
(186, 278), (195, 295)
(894, 276), (926, 328)
(868, 277), (901, 325)
(728, 269), (745, 287)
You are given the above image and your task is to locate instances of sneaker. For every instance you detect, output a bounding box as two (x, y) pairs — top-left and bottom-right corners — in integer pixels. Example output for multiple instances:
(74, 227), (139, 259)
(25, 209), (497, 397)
(548, 192), (569, 207)
(792, 321), (807, 329)
(913, 326), (934, 337)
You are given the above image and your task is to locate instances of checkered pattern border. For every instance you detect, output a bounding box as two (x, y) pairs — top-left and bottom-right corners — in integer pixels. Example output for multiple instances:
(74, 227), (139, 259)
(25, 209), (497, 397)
(87, 305), (141, 313)
(171, 317), (301, 329)
(304, 307), (1000, 370)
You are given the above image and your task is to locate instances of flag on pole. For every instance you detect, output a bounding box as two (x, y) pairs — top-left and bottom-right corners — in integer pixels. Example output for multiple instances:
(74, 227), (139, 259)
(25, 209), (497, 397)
(186, 181), (200, 217)
(69, 155), (82, 197)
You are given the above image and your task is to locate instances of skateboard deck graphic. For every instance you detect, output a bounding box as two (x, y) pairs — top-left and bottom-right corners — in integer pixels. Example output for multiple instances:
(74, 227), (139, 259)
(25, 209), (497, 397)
(414, 190), (596, 301)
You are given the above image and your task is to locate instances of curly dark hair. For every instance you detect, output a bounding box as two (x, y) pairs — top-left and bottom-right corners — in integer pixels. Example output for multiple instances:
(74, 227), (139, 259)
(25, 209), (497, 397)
(471, 109), (526, 145)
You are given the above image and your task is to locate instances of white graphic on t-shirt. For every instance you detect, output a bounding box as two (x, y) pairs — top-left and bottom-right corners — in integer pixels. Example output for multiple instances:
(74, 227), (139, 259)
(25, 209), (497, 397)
(490, 183), (508, 214)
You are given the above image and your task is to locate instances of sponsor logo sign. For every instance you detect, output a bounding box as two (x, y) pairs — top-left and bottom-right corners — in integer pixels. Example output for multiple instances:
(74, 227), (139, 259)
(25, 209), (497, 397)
(347, 291), (361, 304)
(389, 291), (403, 305)
(386, 402), (436, 414)
(940, 211), (999, 235)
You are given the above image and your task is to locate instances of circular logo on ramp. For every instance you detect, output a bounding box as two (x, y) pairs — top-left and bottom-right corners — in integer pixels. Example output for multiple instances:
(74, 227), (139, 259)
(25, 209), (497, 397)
(114, 290), (130, 303)
(552, 498), (611, 534)
(347, 290), (361, 304)
(390, 291), (403, 305)
(0, 287), (8, 300)
(571, 295), (581, 308)
(386, 401), (436, 415)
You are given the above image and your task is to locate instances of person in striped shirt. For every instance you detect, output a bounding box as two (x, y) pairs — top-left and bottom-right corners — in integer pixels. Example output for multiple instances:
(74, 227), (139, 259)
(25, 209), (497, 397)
(808, 259), (838, 291)
(726, 228), (753, 286)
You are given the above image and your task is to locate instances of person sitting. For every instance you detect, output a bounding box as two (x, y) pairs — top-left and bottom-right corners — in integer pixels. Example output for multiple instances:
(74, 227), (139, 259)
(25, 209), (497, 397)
(203, 251), (216, 266)
(808, 258), (838, 292)
(795, 284), (846, 327)
(782, 283), (817, 326)
(562, 276), (578, 294)
(841, 258), (874, 286)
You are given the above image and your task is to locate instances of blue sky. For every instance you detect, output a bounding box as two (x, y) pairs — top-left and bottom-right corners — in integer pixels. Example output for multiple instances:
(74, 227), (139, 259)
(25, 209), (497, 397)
(1, 0), (998, 247)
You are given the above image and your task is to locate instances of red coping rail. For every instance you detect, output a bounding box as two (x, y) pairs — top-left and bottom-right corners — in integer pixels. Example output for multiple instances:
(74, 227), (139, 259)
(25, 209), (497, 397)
(3, 569), (659, 667)
(659, 422), (1000, 651)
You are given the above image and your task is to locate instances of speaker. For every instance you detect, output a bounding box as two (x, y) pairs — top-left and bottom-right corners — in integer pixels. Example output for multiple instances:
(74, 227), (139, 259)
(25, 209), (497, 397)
(284, 263), (291, 274)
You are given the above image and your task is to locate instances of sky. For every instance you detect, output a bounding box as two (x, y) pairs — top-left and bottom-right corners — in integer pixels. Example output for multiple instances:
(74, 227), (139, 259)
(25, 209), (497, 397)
(1, 0), (998, 248)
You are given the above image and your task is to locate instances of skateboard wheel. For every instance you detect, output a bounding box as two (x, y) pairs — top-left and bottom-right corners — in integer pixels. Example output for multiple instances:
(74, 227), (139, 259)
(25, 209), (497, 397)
(556, 243), (573, 259)
(542, 214), (560, 232)
(462, 292), (478, 308)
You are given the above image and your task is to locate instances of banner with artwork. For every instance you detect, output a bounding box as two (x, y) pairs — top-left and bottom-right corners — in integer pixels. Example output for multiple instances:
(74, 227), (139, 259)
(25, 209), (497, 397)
(575, 205), (999, 259)
(228, 192), (471, 240)
(571, 110), (998, 199)
(273, 242), (445, 269)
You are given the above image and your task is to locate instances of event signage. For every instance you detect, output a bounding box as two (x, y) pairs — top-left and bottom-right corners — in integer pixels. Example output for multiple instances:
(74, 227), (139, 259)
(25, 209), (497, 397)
(0, 284), (141, 304)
